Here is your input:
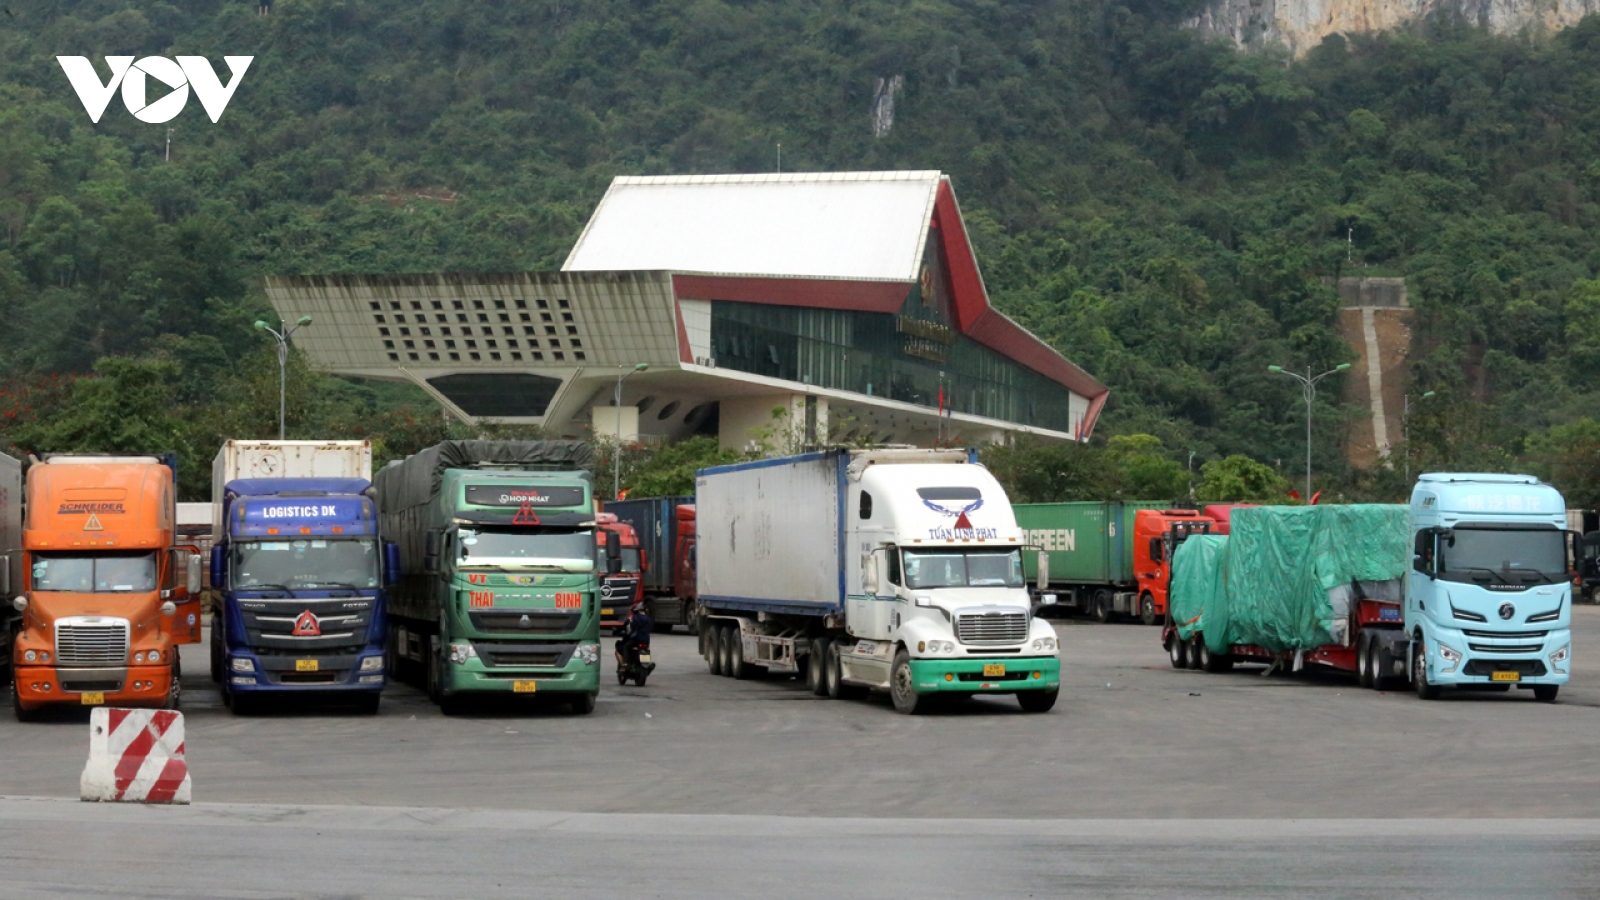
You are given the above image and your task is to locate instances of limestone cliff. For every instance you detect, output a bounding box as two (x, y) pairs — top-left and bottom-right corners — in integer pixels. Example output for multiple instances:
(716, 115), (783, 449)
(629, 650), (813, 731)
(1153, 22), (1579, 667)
(1191, 0), (1600, 56)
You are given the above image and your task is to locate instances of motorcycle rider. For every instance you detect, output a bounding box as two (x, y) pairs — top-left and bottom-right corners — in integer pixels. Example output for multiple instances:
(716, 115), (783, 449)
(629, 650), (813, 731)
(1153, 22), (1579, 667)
(615, 601), (653, 668)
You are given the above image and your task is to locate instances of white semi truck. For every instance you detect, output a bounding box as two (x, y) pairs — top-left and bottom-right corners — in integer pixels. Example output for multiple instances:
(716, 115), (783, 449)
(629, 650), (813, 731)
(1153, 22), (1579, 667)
(695, 448), (1061, 714)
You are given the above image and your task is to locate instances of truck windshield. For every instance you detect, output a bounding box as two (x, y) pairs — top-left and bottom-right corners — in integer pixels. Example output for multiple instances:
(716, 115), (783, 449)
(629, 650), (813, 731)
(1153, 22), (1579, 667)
(232, 539), (379, 589)
(903, 549), (1024, 589)
(458, 527), (593, 566)
(1439, 526), (1566, 584)
(32, 552), (157, 592)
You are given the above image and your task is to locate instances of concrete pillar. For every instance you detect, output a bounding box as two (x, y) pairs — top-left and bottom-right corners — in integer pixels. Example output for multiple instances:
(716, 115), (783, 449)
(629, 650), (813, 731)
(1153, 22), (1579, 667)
(719, 393), (828, 453)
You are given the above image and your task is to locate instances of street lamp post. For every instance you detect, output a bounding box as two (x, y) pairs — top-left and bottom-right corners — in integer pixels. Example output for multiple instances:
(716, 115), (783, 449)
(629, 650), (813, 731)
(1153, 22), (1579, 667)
(612, 363), (649, 501)
(1402, 390), (1436, 484)
(1268, 362), (1352, 501)
(254, 315), (313, 440)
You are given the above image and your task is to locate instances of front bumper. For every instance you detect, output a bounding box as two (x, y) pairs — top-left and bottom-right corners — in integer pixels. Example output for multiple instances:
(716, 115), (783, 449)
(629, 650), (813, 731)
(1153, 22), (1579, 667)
(1421, 624), (1571, 687)
(225, 649), (385, 694)
(908, 656), (1061, 694)
(445, 652), (600, 696)
(14, 664), (172, 709)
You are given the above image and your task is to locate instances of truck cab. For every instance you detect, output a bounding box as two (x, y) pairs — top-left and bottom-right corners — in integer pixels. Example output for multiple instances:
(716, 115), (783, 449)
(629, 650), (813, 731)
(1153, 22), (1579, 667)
(1133, 509), (1215, 626)
(1408, 473), (1571, 701)
(594, 512), (642, 630)
(13, 455), (201, 720)
(674, 503), (696, 622)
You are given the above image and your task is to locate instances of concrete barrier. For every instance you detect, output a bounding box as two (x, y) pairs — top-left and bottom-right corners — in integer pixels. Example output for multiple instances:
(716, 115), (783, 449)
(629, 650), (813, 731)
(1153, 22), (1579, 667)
(80, 708), (191, 804)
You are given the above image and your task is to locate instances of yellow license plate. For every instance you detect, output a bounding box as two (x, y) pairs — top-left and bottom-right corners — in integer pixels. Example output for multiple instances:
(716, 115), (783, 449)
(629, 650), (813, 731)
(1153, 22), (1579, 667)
(512, 680), (538, 693)
(295, 659), (319, 672)
(80, 692), (104, 705)
(1491, 671), (1521, 682)
(639, 654), (652, 663)
(601, 608), (614, 616)
(983, 664), (1006, 677)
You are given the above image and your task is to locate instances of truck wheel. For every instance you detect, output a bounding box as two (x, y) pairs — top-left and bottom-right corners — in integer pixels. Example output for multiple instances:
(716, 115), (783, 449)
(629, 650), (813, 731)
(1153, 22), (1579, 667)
(1140, 593), (1157, 627)
(1412, 640), (1440, 700)
(427, 636), (444, 704)
(1167, 633), (1188, 669)
(707, 624), (725, 676)
(1187, 635), (1204, 670)
(569, 692), (598, 715)
(353, 693), (381, 716)
(808, 638), (831, 696)
(1204, 648), (1234, 674)
(11, 681), (41, 723)
(685, 603), (701, 637)
(227, 690), (257, 716)
(1017, 688), (1059, 712)
(161, 663), (181, 711)
(718, 624), (737, 677)
(889, 649), (926, 714)
(1356, 632), (1374, 689)
(727, 625), (749, 680)
(1093, 590), (1113, 624)
(824, 641), (844, 699)
(209, 615), (223, 684)
(1371, 640), (1392, 691)
(1534, 684), (1560, 702)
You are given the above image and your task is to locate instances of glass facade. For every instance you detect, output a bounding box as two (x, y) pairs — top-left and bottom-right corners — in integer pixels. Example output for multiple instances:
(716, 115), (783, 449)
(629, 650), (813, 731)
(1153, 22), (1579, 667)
(708, 301), (1079, 433)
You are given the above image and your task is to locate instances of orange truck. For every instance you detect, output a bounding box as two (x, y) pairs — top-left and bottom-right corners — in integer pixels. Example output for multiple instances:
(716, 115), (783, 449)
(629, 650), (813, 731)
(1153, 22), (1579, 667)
(12, 455), (202, 720)
(594, 512), (643, 630)
(1130, 509), (1217, 625)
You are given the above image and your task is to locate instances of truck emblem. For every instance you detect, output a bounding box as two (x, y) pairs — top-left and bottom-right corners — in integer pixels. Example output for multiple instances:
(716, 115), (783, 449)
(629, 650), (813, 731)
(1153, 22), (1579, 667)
(508, 575), (534, 585)
(518, 614), (532, 629)
(1498, 602), (1515, 620)
(292, 611), (321, 636)
(83, 513), (104, 532)
(922, 497), (984, 530)
(513, 501), (540, 526)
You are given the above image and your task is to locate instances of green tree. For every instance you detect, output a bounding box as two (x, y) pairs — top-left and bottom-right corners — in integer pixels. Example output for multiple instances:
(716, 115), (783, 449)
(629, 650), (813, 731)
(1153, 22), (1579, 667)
(1524, 418), (1600, 510)
(626, 437), (747, 498)
(1196, 455), (1292, 503)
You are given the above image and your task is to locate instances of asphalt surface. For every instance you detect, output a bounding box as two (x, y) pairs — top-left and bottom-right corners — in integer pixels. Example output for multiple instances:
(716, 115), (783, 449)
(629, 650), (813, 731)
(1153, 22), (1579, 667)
(2, 609), (1599, 896)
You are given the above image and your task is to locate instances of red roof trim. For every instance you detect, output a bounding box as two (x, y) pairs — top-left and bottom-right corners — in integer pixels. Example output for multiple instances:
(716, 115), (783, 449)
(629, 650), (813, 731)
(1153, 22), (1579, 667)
(673, 296), (693, 364)
(671, 274), (907, 313)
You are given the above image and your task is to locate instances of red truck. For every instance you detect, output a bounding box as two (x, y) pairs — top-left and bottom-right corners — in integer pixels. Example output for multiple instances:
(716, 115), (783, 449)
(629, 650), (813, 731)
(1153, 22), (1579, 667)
(595, 512), (643, 630)
(1130, 509), (1217, 625)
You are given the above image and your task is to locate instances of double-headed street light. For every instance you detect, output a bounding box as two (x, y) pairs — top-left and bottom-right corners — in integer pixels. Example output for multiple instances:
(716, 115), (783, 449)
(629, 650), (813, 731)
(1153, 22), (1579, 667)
(254, 315), (313, 440)
(1268, 362), (1352, 501)
(612, 363), (649, 501)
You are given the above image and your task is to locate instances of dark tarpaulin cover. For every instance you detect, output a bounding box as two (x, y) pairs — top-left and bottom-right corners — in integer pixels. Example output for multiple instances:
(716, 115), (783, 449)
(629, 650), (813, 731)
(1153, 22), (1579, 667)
(375, 440), (595, 513)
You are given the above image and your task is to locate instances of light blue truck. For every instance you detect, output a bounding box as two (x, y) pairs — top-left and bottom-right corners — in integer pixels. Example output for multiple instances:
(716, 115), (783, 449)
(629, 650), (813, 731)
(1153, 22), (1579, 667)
(1408, 473), (1572, 702)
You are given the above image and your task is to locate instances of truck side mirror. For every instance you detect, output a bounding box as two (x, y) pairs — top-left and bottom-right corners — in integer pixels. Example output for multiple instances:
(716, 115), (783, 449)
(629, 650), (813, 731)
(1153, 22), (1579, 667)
(424, 530), (441, 574)
(862, 552), (879, 595)
(186, 553), (202, 595)
(210, 545), (225, 589)
(1035, 550), (1050, 592)
(384, 541), (402, 587)
(606, 530), (622, 575)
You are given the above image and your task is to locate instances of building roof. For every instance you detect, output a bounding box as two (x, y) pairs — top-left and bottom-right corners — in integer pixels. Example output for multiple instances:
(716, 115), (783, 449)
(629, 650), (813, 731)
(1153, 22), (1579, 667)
(563, 171), (941, 281)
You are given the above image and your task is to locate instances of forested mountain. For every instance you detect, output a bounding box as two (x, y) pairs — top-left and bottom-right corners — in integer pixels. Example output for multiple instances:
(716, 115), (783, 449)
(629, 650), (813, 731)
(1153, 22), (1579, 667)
(5, 0), (1600, 503)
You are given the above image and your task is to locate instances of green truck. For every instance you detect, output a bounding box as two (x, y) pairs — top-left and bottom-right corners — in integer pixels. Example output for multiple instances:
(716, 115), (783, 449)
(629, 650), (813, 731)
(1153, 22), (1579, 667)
(375, 440), (609, 715)
(1015, 501), (1169, 620)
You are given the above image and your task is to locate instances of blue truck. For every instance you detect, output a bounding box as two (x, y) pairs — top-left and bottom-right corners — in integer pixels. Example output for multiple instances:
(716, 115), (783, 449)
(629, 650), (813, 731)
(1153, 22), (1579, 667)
(1408, 473), (1572, 702)
(208, 441), (398, 714)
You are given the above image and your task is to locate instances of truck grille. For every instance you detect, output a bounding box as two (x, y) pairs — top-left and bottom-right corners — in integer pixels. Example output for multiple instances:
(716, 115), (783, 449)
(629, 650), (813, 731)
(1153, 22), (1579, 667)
(955, 609), (1029, 645)
(475, 642), (574, 668)
(1469, 643), (1544, 654)
(238, 597), (373, 654)
(1463, 629), (1548, 640)
(468, 610), (580, 635)
(55, 619), (130, 667)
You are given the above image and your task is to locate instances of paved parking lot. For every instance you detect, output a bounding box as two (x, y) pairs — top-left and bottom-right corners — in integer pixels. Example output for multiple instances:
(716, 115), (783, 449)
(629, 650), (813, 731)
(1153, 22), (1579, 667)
(3, 607), (1599, 818)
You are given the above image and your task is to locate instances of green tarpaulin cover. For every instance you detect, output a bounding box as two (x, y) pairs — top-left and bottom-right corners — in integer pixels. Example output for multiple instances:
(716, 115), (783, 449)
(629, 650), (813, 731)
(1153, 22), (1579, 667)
(1169, 504), (1409, 653)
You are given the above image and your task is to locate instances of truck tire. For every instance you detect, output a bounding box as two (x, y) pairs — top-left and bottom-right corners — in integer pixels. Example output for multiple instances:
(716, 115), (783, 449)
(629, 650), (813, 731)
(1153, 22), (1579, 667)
(685, 603), (700, 637)
(1356, 631), (1374, 689)
(1140, 593), (1157, 627)
(569, 692), (598, 715)
(718, 624), (737, 677)
(808, 638), (831, 696)
(889, 649), (926, 715)
(1187, 635), (1204, 670)
(824, 641), (844, 699)
(727, 624), (749, 680)
(1093, 590), (1113, 624)
(1534, 684), (1560, 702)
(1370, 640), (1392, 691)
(161, 662), (181, 711)
(1017, 688), (1058, 712)
(1412, 639), (1440, 700)
(705, 624), (722, 675)
(1167, 633), (1188, 669)
(209, 614), (223, 684)
(353, 692), (381, 716)
(427, 635), (444, 704)
(1203, 646), (1234, 673)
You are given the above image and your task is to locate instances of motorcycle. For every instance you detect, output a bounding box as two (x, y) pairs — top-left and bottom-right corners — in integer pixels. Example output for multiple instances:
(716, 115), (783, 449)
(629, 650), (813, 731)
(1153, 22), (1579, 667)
(617, 640), (656, 686)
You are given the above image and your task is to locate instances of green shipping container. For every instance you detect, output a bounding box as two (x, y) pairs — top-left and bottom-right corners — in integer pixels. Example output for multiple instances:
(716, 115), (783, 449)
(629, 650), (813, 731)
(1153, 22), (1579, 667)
(1016, 501), (1169, 586)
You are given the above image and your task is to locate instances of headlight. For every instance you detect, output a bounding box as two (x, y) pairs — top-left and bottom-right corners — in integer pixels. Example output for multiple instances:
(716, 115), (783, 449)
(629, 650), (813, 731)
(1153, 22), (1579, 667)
(1436, 642), (1461, 663)
(1031, 637), (1058, 652)
(230, 657), (255, 673)
(147, 649), (161, 663)
(23, 650), (35, 662)
(575, 644), (600, 665)
(448, 643), (478, 665)
(38, 651), (48, 663)
(1551, 646), (1570, 665)
(360, 656), (383, 672)
(134, 652), (144, 663)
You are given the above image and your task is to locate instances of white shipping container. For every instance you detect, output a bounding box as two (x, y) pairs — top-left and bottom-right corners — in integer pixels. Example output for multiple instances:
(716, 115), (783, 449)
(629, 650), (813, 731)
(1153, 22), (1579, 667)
(211, 440), (372, 540)
(695, 454), (843, 611)
(0, 452), (20, 597)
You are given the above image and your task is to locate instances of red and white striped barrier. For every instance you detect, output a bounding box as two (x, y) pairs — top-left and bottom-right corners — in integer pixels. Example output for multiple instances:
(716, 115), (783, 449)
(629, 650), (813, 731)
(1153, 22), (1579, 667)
(80, 708), (191, 804)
